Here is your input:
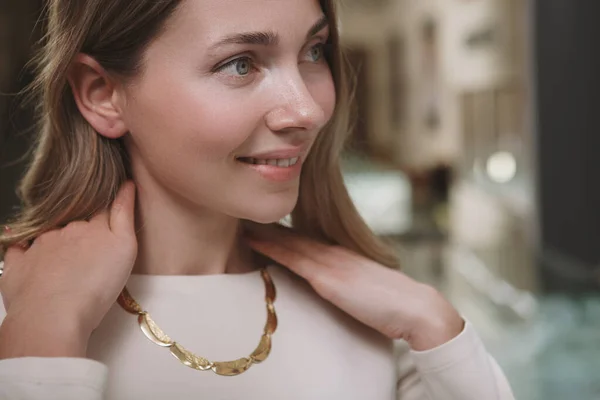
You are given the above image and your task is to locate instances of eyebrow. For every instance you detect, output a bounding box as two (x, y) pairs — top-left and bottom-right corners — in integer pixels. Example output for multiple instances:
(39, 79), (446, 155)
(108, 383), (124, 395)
(306, 15), (329, 40)
(209, 15), (329, 50)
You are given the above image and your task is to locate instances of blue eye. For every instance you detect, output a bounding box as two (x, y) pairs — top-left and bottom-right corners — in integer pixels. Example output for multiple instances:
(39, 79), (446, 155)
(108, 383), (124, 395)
(218, 57), (254, 76)
(307, 43), (325, 62)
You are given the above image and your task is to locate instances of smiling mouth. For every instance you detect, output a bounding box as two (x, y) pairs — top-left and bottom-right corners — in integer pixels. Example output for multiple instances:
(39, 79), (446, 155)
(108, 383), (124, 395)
(236, 156), (300, 168)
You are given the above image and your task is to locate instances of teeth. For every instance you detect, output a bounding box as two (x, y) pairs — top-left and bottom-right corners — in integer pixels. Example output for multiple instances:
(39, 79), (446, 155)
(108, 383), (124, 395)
(242, 157), (300, 168)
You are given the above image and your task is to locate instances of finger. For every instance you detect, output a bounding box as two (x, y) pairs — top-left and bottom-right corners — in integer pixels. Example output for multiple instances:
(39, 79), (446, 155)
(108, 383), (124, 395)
(0, 247), (24, 296)
(2, 245), (26, 275)
(89, 208), (110, 227)
(109, 181), (136, 237)
(246, 238), (321, 281)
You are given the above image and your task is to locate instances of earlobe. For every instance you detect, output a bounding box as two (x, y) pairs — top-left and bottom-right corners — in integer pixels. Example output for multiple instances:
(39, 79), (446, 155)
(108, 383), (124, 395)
(68, 54), (127, 139)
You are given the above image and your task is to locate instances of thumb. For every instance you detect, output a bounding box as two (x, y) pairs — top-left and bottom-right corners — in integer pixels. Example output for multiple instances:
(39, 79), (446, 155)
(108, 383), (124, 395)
(3, 244), (26, 267)
(110, 181), (137, 237)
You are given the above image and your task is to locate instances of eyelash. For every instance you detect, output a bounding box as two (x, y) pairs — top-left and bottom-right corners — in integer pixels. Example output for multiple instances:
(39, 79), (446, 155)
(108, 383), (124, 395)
(214, 42), (329, 78)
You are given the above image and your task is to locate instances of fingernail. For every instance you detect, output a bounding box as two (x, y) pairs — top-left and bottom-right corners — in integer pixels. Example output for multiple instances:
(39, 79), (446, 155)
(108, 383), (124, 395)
(3, 226), (10, 233)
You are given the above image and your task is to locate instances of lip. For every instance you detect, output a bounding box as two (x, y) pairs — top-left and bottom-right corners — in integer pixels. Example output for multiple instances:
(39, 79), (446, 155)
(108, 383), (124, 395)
(239, 158), (303, 182)
(238, 146), (307, 161)
(236, 146), (308, 183)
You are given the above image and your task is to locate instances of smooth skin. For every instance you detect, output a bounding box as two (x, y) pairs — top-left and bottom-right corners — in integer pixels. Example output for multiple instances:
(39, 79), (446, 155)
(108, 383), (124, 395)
(0, 0), (463, 360)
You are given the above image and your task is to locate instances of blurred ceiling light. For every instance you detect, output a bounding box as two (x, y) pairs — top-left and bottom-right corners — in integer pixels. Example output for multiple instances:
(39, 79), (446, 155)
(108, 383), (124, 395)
(486, 151), (517, 183)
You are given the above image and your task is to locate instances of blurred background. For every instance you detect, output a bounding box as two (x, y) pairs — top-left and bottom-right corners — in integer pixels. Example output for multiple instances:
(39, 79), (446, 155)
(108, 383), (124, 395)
(2, 1), (600, 398)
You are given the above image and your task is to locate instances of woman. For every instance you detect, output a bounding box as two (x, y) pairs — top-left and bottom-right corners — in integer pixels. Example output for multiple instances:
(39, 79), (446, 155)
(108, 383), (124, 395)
(0, 0), (514, 399)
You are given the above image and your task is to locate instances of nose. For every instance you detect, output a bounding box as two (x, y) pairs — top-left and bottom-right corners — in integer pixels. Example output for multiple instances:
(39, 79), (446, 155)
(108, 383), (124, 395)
(264, 71), (327, 133)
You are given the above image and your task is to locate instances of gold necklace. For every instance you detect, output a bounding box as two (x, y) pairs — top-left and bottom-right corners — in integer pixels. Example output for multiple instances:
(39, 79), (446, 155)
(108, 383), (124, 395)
(117, 268), (277, 376)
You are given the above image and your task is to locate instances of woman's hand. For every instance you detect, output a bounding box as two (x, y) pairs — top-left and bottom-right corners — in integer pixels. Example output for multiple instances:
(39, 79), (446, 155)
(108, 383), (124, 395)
(245, 223), (464, 351)
(0, 182), (137, 359)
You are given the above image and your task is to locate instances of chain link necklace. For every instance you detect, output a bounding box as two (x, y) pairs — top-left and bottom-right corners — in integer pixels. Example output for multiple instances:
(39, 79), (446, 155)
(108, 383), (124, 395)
(117, 268), (277, 376)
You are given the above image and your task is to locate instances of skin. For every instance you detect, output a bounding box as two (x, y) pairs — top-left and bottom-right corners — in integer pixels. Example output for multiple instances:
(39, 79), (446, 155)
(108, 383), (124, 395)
(0, 0), (462, 360)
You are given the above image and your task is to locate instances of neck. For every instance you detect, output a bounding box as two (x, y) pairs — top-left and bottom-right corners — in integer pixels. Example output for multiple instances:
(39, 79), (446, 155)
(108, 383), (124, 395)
(130, 176), (257, 276)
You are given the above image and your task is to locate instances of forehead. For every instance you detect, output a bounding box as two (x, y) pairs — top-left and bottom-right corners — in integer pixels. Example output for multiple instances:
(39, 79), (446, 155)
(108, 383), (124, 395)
(165, 0), (325, 42)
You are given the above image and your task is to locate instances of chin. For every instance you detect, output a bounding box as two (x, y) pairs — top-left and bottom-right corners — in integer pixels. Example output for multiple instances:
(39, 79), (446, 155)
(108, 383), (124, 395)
(243, 195), (298, 224)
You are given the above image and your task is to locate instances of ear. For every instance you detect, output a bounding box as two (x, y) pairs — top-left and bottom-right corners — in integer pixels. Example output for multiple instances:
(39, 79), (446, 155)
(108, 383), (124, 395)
(68, 54), (127, 139)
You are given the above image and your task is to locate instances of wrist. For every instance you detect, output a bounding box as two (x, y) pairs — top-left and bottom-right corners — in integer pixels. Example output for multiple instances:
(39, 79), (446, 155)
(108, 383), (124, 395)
(0, 307), (90, 359)
(406, 286), (465, 351)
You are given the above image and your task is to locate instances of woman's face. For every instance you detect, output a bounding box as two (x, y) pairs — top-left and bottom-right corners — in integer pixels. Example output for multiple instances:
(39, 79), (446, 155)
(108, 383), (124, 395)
(120, 0), (336, 222)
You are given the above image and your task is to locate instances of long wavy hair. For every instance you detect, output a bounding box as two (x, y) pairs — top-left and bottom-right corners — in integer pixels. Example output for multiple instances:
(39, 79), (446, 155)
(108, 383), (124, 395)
(0, 0), (398, 268)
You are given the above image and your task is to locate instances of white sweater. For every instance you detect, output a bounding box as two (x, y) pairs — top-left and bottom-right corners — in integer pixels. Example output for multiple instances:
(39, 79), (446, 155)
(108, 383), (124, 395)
(0, 264), (514, 399)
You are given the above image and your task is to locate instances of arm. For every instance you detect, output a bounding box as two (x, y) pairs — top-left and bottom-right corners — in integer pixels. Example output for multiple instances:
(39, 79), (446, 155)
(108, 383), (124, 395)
(396, 321), (515, 400)
(244, 224), (516, 398)
(0, 184), (136, 400)
(0, 357), (107, 400)
(0, 292), (108, 400)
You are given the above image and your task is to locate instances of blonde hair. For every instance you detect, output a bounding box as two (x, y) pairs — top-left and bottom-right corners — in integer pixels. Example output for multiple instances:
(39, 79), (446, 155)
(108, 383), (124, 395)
(1, 0), (398, 268)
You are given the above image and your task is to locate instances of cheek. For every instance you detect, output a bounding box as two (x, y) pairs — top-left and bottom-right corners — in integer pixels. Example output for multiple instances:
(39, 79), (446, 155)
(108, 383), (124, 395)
(311, 72), (337, 123)
(125, 80), (256, 160)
